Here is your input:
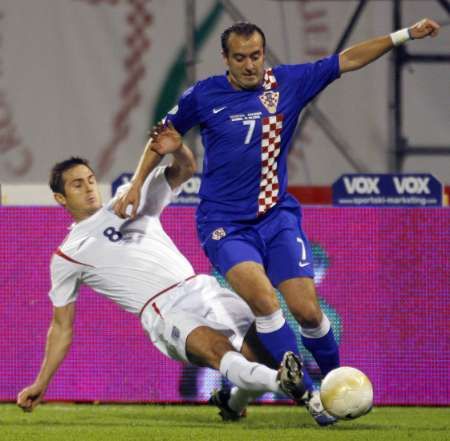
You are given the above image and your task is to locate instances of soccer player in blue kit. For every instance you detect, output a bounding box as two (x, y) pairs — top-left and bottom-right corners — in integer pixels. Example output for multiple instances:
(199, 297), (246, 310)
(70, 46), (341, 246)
(115, 19), (440, 425)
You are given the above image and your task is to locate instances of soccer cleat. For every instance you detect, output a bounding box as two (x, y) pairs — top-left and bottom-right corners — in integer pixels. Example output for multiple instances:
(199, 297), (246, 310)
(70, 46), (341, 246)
(304, 390), (337, 427)
(209, 388), (246, 421)
(277, 351), (307, 402)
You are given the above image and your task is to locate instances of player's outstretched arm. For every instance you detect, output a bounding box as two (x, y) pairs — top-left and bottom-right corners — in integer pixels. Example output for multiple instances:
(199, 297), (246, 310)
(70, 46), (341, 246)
(165, 143), (196, 189)
(113, 129), (164, 219)
(17, 303), (75, 412)
(113, 122), (193, 218)
(339, 18), (440, 74)
(164, 124), (196, 189)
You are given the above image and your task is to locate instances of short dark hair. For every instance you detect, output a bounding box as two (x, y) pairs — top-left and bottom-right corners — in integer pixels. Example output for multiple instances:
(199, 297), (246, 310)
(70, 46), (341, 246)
(221, 22), (266, 56)
(49, 157), (93, 195)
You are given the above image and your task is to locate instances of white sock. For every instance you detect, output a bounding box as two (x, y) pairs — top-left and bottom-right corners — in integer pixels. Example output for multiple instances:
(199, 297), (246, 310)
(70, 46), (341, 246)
(300, 313), (331, 338)
(228, 387), (263, 413)
(219, 351), (280, 393)
(255, 309), (285, 333)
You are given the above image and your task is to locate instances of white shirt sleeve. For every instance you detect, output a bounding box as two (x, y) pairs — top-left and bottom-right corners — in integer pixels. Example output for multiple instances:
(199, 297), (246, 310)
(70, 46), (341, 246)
(112, 166), (180, 217)
(48, 254), (81, 307)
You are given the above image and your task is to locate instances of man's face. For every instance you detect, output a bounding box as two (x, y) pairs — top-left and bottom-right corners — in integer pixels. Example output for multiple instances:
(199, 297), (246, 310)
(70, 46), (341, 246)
(223, 31), (265, 90)
(55, 164), (102, 221)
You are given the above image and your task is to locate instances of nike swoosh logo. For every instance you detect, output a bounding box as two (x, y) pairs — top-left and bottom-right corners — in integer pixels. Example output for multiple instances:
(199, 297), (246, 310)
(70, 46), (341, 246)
(299, 262), (311, 268)
(213, 106), (226, 114)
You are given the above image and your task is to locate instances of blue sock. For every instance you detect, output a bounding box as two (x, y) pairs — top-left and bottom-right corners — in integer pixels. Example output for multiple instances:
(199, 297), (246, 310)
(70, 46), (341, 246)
(257, 321), (314, 392)
(301, 328), (340, 376)
(301, 364), (314, 392)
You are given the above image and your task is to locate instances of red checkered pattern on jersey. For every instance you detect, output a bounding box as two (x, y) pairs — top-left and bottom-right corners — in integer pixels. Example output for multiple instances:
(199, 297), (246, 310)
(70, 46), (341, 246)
(263, 68), (278, 90)
(258, 114), (284, 216)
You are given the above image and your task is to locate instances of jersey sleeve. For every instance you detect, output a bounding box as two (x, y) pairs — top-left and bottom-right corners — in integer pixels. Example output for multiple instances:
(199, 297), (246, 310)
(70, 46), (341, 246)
(283, 54), (340, 104)
(48, 255), (81, 307)
(163, 85), (200, 135)
(112, 166), (179, 217)
(138, 166), (180, 216)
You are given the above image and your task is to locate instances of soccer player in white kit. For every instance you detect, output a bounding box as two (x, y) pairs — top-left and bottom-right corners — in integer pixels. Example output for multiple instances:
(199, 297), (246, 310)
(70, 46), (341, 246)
(17, 126), (306, 420)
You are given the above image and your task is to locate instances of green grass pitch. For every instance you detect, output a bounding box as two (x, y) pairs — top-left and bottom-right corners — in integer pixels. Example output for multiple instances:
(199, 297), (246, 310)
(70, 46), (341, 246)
(1, 404), (449, 441)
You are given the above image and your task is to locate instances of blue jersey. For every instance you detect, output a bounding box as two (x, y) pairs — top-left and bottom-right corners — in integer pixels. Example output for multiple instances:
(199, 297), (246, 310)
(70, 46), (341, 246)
(166, 54), (340, 223)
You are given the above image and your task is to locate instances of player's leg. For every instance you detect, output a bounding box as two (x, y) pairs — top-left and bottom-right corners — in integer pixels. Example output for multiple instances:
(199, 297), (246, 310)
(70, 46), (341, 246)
(207, 347), (303, 421)
(186, 324), (306, 407)
(225, 259), (317, 394)
(202, 229), (302, 368)
(144, 302), (293, 396)
(265, 214), (339, 426)
(212, 323), (284, 418)
(209, 350), (304, 421)
(199, 328), (305, 420)
(220, 323), (303, 417)
(207, 323), (309, 420)
(279, 277), (339, 376)
(201, 224), (305, 370)
(186, 325), (280, 393)
(173, 276), (305, 418)
(183, 298), (301, 399)
(226, 261), (304, 364)
(265, 211), (340, 377)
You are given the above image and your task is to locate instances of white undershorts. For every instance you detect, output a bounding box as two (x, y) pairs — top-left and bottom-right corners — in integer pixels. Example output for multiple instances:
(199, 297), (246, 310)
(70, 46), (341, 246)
(140, 274), (255, 363)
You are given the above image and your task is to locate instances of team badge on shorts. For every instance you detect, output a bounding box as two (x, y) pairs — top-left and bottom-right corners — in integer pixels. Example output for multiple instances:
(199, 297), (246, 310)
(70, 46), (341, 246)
(259, 91), (279, 114)
(211, 227), (226, 241)
(171, 326), (180, 340)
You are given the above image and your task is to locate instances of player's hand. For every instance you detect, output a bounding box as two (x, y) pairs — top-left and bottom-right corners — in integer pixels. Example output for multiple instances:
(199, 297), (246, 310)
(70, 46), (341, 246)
(17, 384), (46, 412)
(113, 183), (141, 219)
(409, 18), (440, 39)
(150, 121), (182, 156)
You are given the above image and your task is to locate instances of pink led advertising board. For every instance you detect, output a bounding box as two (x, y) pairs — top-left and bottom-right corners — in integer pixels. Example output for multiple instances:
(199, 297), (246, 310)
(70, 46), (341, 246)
(1, 207), (449, 404)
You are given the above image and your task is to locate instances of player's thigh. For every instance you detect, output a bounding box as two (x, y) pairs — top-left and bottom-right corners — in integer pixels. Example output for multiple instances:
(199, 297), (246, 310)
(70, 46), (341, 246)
(226, 262), (280, 316)
(143, 310), (206, 363)
(149, 312), (236, 369)
(182, 275), (257, 352)
(145, 309), (234, 367)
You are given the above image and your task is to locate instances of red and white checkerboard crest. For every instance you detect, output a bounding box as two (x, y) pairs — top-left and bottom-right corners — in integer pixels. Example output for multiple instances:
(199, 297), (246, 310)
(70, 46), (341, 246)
(262, 68), (278, 90)
(211, 228), (226, 241)
(258, 114), (284, 216)
(259, 91), (279, 114)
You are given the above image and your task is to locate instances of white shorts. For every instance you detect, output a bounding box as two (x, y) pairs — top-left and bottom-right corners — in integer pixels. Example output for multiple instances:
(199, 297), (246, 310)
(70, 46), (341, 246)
(140, 274), (254, 363)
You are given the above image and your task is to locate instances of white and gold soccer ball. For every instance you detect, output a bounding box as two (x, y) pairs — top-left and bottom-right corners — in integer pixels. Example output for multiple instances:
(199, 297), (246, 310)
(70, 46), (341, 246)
(320, 366), (373, 420)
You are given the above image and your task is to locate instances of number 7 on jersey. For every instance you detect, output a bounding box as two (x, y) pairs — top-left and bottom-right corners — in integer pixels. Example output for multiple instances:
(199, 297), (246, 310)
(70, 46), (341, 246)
(242, 120), (256, 144)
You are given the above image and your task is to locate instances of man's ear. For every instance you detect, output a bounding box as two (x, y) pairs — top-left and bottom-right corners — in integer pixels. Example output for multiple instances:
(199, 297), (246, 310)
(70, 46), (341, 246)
(222, 51), (229, 66)
(54, 193), (66, 207)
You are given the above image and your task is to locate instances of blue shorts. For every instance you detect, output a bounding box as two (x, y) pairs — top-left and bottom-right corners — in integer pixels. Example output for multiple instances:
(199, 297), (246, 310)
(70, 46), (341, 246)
(198, 206), (315, 287)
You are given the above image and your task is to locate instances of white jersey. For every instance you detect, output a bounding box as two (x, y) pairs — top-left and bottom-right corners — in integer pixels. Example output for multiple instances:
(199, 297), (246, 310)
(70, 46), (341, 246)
(49, 166), (195, 315)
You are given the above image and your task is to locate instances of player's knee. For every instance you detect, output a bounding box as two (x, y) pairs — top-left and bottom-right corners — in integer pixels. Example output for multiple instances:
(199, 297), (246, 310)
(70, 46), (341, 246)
(186, 326), (231, 369)
(207, 337), (235, 369)
(189, 329), (234, 369)
(291, 302), (322, 328)
(250, 291), (280, 316)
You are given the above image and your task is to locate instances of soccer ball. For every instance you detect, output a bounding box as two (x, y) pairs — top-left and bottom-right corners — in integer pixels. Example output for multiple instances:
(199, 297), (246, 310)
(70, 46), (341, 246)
(320, 366), (373, 420)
